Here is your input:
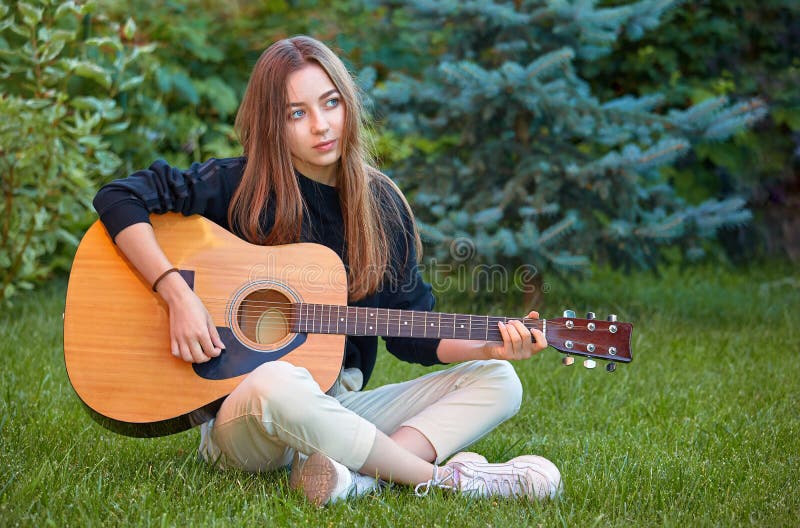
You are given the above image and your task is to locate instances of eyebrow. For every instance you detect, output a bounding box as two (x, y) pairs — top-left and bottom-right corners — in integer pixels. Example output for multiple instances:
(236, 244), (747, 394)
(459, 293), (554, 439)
(289, 89), (339, 107)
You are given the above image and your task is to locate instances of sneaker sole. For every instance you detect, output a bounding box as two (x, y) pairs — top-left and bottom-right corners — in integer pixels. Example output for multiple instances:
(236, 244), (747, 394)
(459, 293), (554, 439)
(289, 452), (337, 506)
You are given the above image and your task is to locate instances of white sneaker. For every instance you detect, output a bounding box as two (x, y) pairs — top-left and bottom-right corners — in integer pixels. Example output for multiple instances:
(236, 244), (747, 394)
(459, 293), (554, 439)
(289, 451), (380, 506)
(416, 454), (562, 501)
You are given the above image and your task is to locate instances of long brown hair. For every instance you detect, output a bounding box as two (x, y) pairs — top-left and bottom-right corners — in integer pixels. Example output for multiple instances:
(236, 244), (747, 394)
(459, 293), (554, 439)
(230, 35), (421, 301)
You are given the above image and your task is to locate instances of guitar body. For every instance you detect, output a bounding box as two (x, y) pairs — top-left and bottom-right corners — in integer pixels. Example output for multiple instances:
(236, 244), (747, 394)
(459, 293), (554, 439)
(63, 213), (347, 437)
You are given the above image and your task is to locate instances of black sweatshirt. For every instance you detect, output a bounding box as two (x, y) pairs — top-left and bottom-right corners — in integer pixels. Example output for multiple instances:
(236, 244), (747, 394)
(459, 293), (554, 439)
(92, 156), (442, 387)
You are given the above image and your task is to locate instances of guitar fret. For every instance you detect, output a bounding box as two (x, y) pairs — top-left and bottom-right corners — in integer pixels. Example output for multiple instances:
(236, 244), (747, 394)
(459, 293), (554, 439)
(367, 309), (376, 335)
(488, 316), (504, 342)
(324, 304), (333, 334)
(362, 307), (367, 335)
(441, 313), (454, 339)
(400, 311), (410, 337)
(454, 314), (468, 340)
(326, 304), (332, 334)
(313, 304), (318, 333)
(430, 312), (439, 338)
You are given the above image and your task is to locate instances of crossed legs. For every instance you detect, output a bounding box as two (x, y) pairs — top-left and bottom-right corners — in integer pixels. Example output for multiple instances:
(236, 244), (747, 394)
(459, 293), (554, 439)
(204, 359), (523, 486)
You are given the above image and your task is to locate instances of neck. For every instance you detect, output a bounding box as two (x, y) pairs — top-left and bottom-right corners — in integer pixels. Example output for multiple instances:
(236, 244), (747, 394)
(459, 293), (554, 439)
(294, 162), (337, 187)
(290, 303), (545, 342)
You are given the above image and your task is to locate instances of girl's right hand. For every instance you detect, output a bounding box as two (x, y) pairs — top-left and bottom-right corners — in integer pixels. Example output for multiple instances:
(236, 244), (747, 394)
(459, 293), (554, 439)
(159, 273), (226, 363)
(112, 223), (225, 363)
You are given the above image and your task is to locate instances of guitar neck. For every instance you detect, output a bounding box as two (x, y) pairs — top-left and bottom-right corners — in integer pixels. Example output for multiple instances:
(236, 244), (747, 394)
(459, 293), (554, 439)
(290, 303), (544, 341)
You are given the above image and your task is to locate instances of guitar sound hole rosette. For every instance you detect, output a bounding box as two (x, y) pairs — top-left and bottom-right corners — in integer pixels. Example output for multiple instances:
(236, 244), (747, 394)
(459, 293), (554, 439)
(230, 280), (300, 351)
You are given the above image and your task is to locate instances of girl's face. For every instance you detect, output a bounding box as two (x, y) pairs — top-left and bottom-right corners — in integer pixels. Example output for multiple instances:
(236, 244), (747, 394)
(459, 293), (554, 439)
(285, 63), (345, 186)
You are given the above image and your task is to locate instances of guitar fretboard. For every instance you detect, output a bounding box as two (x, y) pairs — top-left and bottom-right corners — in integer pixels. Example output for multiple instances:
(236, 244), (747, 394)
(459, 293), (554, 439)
(290, 303), (544, 341)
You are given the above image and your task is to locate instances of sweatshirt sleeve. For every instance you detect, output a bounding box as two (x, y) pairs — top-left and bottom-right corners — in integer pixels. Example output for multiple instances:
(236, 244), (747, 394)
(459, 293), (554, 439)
(379, 183), (443, 366)
(92, 157), (244, 241)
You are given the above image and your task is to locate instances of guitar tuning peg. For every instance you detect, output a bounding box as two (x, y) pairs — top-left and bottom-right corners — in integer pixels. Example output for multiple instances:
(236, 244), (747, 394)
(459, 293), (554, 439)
(586, 312), (596, 319)
(562, 356), (575, 366)
(563, 309), (576, 318)
(606, 362), (616, 373)
(607, 314), (617, 322)
(583, 359), (597, 369)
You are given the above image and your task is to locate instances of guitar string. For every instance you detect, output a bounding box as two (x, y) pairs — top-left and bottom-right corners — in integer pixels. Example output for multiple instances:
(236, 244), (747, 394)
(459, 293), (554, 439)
(198, 311), (571, 328)
(171, 298), (622, 326)
(195, 319), (614, 349)
(202, 317), (550, 329)
(197, 310), (597, 331)
(187, 296), (614, 317)
(202, 315), (621, 351)
(148, 296), (617, 336)
(196, 314), (618, 349)
(155, 300), (621, 353)
(196, 326), (619, 355)
(166, 298), (605, 324)
(169, 298), (620, 323)
(206, 314), (599, 331)
(166, 298), (543, 317)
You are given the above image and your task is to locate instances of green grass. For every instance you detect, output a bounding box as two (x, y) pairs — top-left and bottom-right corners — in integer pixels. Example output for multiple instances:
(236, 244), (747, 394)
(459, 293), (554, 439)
(1, 263), (798, 526)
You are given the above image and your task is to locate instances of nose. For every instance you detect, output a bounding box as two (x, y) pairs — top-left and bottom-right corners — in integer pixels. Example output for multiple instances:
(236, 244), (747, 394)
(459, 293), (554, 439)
(311, 111), (330, 135)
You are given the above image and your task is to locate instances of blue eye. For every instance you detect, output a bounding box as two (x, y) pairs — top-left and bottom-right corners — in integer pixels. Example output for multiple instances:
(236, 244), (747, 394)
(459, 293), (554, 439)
(325, 98), (339, 108)
(290, 109), (305, 119)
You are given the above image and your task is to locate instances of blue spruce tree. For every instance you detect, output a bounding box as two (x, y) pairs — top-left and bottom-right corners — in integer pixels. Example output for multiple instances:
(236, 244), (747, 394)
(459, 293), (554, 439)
(360, 0), (766, 298)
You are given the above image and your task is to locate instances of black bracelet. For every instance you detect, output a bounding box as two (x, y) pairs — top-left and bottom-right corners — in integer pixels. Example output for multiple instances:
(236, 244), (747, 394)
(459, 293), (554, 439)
(152, 268), (179, 292)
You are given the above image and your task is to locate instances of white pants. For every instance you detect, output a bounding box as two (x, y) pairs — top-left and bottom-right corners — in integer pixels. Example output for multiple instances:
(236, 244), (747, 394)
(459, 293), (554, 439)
(199, 359), (523, 472)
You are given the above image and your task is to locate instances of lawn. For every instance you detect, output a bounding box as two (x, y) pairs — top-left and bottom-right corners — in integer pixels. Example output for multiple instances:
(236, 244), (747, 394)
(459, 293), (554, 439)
(1, 262), (798, 526)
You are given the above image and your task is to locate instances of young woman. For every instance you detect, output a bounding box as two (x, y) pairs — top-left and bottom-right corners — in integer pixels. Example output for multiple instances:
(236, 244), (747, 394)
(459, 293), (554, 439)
(93, 35), (562, 505)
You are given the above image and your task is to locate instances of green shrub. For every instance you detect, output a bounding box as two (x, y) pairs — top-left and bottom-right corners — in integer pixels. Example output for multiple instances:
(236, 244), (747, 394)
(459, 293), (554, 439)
(0, 0), (153, 305)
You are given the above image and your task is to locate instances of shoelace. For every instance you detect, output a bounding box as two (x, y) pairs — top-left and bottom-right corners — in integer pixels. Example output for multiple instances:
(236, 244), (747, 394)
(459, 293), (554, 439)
(459, 471), (530, 497)
(414, 465), (457, 497)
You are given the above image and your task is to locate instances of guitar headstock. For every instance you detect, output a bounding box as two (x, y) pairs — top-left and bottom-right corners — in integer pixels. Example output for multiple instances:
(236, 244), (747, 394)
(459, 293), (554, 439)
(547, 310), (633, 372)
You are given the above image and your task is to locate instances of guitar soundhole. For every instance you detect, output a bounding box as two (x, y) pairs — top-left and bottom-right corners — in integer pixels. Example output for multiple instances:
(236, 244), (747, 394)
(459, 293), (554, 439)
(236, 289), (292, 346)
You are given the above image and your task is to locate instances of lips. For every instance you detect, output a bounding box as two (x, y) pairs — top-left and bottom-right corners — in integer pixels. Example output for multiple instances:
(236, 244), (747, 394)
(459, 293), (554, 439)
(313, 139), (337, 151)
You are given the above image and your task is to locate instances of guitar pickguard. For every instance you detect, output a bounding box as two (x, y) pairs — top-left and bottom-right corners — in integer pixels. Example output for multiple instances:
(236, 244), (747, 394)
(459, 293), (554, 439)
(192, 327), (308, 380)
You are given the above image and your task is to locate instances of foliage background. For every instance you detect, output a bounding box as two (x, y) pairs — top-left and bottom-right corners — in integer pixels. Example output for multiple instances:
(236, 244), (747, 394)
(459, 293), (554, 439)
(585, 0), (800, 262)
(1, 0), (797, 306)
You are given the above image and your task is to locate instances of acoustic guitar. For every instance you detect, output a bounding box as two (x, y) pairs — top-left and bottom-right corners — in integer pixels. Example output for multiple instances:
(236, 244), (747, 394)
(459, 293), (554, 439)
(63, 213), (633, 438)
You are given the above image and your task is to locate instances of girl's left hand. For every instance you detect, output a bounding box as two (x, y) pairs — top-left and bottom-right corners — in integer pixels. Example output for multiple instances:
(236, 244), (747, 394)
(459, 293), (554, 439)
(484, 310), (548, 361)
